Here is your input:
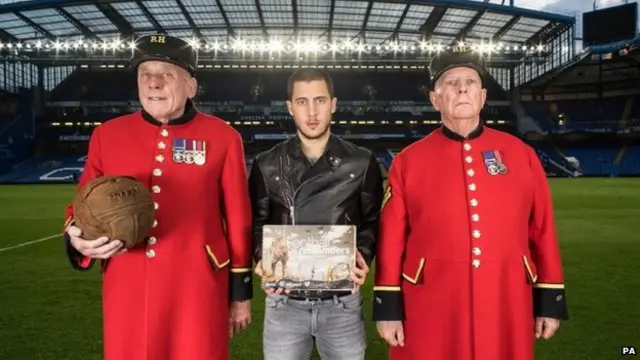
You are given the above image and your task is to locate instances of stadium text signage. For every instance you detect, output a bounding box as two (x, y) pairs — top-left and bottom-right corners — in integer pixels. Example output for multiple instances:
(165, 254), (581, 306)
(59, 135), (91, 141)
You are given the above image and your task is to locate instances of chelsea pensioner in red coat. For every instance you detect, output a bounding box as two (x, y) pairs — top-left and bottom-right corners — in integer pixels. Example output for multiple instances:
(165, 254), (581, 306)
(373, 50), (569, 360)
(62, 35), (253, 360)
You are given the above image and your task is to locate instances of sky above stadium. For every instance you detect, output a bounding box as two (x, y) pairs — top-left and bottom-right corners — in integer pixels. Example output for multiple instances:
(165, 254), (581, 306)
(513, 0), (637, 37)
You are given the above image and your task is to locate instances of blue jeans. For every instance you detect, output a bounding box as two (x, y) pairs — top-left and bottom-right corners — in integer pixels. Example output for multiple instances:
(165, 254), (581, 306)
(262, 292), (366, 360)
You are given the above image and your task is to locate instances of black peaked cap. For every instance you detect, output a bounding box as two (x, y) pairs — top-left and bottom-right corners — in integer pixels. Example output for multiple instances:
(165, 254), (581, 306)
(130, 34), (198, 76)
(428, 46), (486, 89)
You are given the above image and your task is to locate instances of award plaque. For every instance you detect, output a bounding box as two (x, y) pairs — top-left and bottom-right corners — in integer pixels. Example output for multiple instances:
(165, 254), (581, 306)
(260, 224), (357, 292)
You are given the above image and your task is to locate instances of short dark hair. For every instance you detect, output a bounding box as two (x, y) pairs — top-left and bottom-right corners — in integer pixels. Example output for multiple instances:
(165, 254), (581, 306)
(287, 68), (335, 100)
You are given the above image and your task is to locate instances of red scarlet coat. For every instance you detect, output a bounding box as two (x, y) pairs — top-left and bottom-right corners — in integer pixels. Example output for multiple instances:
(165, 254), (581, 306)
(62, 103), (253, 360)
(372, 125), (569, 360)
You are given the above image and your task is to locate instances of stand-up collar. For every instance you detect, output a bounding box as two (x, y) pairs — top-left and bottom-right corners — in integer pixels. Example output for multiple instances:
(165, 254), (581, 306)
(141, 99), (198, 126)
(286, 133), (346, 161)
(441, 122), (484, 141)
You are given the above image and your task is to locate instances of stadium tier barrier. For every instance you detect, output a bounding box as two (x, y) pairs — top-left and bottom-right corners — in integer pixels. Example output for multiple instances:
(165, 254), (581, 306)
(0, 154), (391, 184)
(1, 144), (638, 184)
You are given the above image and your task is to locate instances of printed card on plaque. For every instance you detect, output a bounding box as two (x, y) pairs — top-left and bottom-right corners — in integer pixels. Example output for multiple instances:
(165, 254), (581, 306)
(260, 224), (356, 292)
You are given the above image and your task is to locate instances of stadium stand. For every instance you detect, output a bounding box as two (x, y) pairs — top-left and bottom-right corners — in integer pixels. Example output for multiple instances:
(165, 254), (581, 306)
(2, 4), (639, 360)
(0, 0), (637, 185)
(46, 67), (511, 103)
(517, 29), (640, 177)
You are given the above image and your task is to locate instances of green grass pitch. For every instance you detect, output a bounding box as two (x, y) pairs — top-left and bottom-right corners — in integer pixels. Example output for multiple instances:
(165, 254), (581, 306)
(0, 178), (638, 360)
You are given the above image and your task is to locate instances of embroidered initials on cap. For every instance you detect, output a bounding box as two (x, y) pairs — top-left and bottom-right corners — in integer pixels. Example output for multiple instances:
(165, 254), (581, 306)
(150, 36), (166, 44)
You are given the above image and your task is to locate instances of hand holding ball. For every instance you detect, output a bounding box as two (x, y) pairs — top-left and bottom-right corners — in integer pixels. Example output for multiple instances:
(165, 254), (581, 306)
(72, 175), (156, 249)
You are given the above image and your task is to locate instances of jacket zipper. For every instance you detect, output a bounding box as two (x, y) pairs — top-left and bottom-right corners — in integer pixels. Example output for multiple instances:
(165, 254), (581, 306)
(278, 156), (296, 225)
(289, 206), (295, 225)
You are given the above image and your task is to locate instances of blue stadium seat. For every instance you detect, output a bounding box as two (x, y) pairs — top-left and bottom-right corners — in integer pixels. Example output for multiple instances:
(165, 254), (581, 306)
(522, 96), (640, 133)
(530, 142), (582, 176)
(617, 146), (640, 175)
(560, 146), (618, 176)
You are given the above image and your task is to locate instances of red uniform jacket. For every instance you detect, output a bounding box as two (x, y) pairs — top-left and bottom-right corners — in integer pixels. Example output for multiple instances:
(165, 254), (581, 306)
(373, 125), (568, 360)
(62, 103), (253, 360)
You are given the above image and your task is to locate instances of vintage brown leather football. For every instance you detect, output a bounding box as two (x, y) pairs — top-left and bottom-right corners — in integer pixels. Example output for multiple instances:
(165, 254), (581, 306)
(72, 175), (156, 249)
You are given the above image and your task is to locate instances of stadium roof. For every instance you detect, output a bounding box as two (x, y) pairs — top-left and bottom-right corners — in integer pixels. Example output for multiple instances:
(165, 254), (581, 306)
(0, 0), (573, 49)
(523, 51), (640, 91)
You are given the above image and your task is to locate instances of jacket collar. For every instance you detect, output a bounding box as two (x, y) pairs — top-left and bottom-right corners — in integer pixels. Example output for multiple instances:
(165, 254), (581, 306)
(286, 133), (346, 165)
(284, 133), (345, 188)
(441, 122), (484, 141)
(141, 99), (197, 126)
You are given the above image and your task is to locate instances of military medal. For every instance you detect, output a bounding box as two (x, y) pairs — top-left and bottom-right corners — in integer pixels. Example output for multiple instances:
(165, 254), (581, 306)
(172, 139), (206, 165)
(194, 153), (205, 165)
(172, 138), (186, 164)
(482, 150), (507, 175)
(194, 140), (207, 166)
(494, 150), (507, 174)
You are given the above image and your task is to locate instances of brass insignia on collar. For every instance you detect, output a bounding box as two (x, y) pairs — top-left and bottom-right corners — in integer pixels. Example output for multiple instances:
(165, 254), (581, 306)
(381, 185), (392, 211)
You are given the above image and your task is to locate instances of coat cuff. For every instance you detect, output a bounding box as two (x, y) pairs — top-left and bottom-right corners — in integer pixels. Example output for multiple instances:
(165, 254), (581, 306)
(64, 232), (94, 271)
(230, 268), (253, 302)
(358, 247), (374, 267)
(372, 286), (404, 321)
(533, 284), (569, 320)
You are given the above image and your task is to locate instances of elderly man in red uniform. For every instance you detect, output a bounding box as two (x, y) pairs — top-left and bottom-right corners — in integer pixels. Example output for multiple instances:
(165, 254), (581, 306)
(61, 34), (253, 360)
(373, 48), (569, 360)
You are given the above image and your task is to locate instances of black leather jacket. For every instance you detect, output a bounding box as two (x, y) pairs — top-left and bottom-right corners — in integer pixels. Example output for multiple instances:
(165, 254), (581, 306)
(248, 134), (384, 266)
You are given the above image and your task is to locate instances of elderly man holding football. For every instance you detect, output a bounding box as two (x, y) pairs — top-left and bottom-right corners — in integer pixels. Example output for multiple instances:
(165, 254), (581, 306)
(63, 34), (253, 360)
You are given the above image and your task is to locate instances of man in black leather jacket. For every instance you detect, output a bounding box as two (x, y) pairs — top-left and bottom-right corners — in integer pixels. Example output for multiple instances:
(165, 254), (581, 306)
(249, 68), (384, 360)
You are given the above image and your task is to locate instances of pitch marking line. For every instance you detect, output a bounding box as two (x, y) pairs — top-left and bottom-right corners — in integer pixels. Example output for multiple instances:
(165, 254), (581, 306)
(0, 234), (61, 253)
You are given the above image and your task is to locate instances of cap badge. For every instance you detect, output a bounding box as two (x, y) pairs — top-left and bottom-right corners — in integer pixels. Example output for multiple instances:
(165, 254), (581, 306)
(149, 35), (166, 44)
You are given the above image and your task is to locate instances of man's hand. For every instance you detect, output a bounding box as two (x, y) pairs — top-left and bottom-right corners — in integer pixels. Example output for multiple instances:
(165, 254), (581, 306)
(67, 225), (125, 259)
(349, 251), (369, 293)
(535, 317), (560, 340)
(377, 320), (405, 347)
(229, 300), (251, 338)
(254, 260), (290, 295)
